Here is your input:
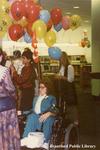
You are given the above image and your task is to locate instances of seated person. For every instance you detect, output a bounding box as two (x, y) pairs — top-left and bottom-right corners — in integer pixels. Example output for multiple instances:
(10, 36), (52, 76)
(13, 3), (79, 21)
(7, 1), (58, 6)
(22, 79), (58, 150)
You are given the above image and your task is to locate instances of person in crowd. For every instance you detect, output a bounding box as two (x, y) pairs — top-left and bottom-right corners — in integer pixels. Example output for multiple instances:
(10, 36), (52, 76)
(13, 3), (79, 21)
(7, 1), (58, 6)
(6, 50), (24, 109)
(10, 48), (36, 111)
(6, 50), (24, 75)
(21, 78), (58, 150)
(55, 51), (79, 125)
(0, 48), (20, 150)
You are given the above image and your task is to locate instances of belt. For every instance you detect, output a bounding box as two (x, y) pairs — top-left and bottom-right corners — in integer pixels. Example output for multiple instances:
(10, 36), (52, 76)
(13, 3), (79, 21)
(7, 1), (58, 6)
(0, 96), (16, 112)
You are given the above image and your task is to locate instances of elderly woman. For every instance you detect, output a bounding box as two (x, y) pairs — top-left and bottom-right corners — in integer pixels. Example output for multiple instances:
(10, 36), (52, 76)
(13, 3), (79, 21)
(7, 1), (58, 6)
(0, 48), (20, 150)
(22, 78), (58, 150)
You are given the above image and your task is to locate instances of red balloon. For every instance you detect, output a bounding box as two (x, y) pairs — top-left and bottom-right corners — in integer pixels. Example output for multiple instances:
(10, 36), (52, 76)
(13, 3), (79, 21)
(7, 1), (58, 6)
(22, 0), (35, 18)
(8, 24), (24, 41)
(26, 22), (33, 37)
(81, 39), (86, 47)
(11, 1), (25, 21)
(33, 49), (38, 56)
(26, 4), (40, 23)
(32, 43), (37, 49)
(32, 31), (38, 49)
(51, 8), (62, 25)
(47, 19), (52, 31)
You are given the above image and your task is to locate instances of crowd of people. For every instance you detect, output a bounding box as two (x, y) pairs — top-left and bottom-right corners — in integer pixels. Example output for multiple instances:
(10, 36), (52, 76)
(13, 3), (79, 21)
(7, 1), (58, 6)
(0, 47), (78, 150)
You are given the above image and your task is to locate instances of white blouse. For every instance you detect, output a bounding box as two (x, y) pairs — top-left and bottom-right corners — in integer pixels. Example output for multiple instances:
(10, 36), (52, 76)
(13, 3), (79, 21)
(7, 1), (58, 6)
(59, 65), (74, 82)
(34, 95), (46, 114)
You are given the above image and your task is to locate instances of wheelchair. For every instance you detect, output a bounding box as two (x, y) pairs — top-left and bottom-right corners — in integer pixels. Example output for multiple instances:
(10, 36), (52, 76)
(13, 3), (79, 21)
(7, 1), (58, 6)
(18, 98), (79, 150)
(48, 100), (79, 150)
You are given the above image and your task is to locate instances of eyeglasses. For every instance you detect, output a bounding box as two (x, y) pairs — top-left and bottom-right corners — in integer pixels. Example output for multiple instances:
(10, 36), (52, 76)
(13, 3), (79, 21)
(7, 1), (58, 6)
(39, 86), (46, 89)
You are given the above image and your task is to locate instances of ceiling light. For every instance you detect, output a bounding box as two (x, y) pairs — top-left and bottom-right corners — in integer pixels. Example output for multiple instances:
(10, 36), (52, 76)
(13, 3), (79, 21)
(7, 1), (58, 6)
(66, 12), (71, 15)
(73, 6), (80, 9)
(84, 20), (89, 23)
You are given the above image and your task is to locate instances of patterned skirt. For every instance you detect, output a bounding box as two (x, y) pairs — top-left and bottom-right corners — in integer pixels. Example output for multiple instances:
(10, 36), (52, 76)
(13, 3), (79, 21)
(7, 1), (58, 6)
(0, 109), (20, 150)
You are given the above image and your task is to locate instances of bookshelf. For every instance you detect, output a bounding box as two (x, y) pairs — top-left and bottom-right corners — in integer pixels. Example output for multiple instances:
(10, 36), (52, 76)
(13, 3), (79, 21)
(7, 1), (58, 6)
(39, 55), (91, 84)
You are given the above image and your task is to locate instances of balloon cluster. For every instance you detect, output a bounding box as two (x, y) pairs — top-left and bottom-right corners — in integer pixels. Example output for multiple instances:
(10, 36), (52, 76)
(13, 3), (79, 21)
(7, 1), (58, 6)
(0, 0), (12, 38)
(0, 0), (82, 61)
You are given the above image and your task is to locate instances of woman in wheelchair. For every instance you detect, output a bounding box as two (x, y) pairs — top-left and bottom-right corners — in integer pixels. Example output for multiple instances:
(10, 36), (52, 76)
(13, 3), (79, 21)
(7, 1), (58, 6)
(21, 79), (58, 150)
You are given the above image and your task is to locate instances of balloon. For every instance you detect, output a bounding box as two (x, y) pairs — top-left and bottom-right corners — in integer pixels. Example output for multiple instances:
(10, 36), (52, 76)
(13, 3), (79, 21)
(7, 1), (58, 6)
(0, 13), (12, 31)
(8, 24), (24, 41)
(81, 39), (86, 47)
(44, 30), (56, 47)
(27, 4), (40, 23)
(18, 17), (28, 27)
(32, 30), (38, 48)
(24, 32), (32, 43)
(51, 8), (62, 25)
(62, 16), (71, 30)
(39, 10), (50, 23)
(54, 22), (62, 32)
(48, 47), (62, 60)
(22, 0), (34, 17)
(71, 15), (81, 30)
(26, 22), (33, 37)
(47, 19), (52, 31)
(0, 0), (10, 14)
(32, 42), (37, 49)
(32, 20), (47, 39)
(0, 27), (6, 38)
(33, 49), (38, 56)
(33, 0), (39, 3)
(10, 1), (25, 21)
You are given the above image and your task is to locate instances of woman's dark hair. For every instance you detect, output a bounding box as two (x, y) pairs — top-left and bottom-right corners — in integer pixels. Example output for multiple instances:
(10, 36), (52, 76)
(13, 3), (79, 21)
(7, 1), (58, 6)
(40, 77), (56, 95)
(0, 48), (6, 66)
(22, 48), (33, 62)
(13, 50), (21, 58)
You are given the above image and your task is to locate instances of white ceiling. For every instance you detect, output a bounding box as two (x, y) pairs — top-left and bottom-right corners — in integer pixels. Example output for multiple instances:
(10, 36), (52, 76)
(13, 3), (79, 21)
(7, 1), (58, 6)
(39, 0), (91, 24)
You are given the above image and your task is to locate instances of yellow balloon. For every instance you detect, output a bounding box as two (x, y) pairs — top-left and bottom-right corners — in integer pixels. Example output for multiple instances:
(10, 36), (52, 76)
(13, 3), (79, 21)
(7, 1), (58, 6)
(0, 1), (10, 14)
(32, 20), (47, 39)
(0, 26), (6, 38)
(44, 30), (56, 47)
(71, 15), (81, 30)
(14, 17), (28, 27)
(0, 13), (12, 30)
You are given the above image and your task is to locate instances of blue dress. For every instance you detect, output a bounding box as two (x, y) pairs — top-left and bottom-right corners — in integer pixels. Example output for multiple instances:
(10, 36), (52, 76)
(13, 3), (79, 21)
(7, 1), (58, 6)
(23, 95), (57, 142)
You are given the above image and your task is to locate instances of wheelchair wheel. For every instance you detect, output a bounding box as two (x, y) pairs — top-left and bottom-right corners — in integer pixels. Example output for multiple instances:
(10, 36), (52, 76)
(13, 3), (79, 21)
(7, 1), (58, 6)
(64, 124), (79, 150)
(49, 119), (64, 150)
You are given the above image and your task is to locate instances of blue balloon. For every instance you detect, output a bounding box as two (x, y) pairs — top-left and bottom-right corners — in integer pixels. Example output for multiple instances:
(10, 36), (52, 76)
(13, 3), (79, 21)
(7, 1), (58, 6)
(39, 10), (50, 23)
(24, 32), (32, 43)
(54, 22), (62, 32)
(48, 47), (62, 60)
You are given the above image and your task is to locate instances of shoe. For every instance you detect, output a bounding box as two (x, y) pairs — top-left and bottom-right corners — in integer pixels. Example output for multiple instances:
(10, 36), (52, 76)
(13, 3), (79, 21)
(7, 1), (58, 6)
(42, 143), (49, 150)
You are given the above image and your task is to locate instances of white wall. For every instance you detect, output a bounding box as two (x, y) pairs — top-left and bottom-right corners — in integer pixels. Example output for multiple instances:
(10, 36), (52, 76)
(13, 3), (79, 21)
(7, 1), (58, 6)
(2, 23), (91, 63)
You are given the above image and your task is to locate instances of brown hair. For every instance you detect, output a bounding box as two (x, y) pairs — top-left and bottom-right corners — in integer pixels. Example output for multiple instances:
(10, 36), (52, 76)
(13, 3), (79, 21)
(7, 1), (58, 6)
(60, 51), (70, 68)
(40, 77), (55, 95)
(0, 48), (6, 66)
(22, 48), (33, 62)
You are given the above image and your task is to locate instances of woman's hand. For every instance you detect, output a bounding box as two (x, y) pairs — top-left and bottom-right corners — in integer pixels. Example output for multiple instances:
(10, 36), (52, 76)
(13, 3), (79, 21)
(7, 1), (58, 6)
(55, 74), (67, 80)
(39, 112), (51, 122)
